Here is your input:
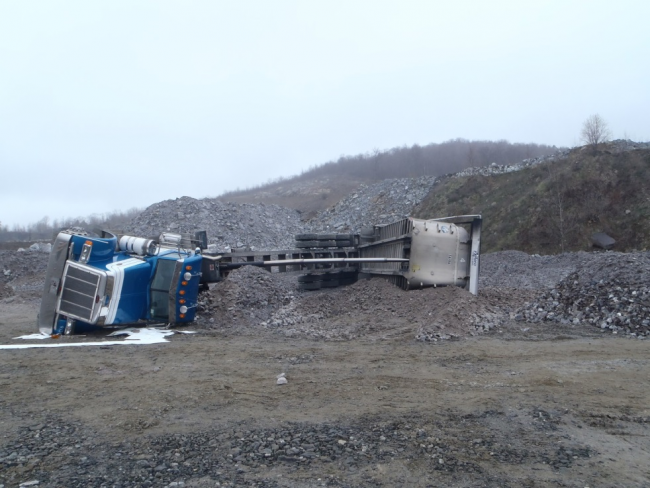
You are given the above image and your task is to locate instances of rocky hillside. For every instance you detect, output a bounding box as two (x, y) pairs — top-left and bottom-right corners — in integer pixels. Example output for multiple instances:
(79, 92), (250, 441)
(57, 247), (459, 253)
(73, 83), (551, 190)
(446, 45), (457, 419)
(123, 140), (649, 255)
(219, 139), (558, 217)
(123, 177), (438, 251)
(124, 197), (305, 252)
(414, 140), (650, 254)
(305, 176), (436, 232)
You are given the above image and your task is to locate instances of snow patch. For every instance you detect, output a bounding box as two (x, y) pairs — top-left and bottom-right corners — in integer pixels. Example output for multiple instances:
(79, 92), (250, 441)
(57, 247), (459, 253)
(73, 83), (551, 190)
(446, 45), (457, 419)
(0, 328), (195, 349)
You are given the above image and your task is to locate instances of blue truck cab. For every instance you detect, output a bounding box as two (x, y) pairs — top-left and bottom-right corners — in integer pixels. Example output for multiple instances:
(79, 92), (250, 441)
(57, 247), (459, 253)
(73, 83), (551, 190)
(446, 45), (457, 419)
(38, 230), (202, 335)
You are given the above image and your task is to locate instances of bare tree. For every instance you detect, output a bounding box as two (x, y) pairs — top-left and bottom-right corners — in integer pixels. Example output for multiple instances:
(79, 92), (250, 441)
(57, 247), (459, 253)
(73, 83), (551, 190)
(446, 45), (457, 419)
(581, 114), (611, 153)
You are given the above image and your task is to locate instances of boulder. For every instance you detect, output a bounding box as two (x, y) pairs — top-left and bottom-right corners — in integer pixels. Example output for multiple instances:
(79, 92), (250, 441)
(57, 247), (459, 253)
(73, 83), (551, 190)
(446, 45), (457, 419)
(591, 232), (615, 250)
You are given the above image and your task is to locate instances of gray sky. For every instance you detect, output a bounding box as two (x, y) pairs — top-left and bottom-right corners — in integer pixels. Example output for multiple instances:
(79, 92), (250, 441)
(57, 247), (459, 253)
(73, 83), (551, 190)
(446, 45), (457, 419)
(1, 1), (648, 228)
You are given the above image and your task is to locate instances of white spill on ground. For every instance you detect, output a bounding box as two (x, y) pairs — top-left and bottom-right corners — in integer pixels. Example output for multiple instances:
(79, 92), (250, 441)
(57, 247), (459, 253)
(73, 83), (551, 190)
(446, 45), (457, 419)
(0, 328), (196, 350)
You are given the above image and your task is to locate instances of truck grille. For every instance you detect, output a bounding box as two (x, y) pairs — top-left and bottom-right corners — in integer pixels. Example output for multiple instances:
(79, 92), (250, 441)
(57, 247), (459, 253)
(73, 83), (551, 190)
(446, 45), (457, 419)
(57, 263), (102, 322)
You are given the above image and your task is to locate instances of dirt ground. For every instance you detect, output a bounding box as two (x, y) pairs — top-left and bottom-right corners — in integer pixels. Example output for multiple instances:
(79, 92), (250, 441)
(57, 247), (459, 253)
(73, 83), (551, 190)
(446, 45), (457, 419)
(1, 294), (649, 488)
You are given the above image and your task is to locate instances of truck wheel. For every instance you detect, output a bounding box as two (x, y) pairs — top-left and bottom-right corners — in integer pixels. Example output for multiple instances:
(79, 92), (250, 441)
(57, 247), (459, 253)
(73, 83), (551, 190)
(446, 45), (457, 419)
(319, 271), (340, 288)
(298, 274), (321, 283)
(317, 240), (337, 248)
(321, 272), (341, 288)
(298, 281), (322, 291)
(295, 240), (320, 248)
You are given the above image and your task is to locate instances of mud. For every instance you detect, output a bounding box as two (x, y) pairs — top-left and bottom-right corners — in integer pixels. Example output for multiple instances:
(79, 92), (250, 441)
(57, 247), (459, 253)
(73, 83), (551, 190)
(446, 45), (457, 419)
(1, 250), (650, 487)
(1, 302), (650, 487)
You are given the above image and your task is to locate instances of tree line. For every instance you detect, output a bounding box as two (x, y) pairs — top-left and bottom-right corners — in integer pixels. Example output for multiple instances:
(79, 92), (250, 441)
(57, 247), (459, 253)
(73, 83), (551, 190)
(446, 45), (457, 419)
(222, 138), (560, 198)
(2, 138), (561, 242)
(0, 208), (142, 243)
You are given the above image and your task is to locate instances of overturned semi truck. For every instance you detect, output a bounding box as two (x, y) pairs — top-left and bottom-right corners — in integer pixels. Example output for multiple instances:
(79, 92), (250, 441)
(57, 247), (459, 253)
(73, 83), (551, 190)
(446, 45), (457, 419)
(37, 215), (481, 335)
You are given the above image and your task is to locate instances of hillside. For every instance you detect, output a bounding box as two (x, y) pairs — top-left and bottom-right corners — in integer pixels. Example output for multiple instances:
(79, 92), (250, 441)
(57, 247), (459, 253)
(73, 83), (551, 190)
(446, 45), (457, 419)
(119, 140), (649, 255)
(4, 140), (646, 257)
(219, 139), (558, 218)
(414, 141), (650, 254)
(0, 139), (557, 240)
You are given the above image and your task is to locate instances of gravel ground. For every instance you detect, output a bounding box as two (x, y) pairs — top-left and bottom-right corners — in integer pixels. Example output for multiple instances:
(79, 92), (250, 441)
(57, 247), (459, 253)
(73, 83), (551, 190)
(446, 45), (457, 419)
(2, 202), (650, 488)
(0, 407), (604, 488)
(1, 247), (648, 341)
(517, 251), (650, 337)
(2, 247), (650, 487)
(0, 249), (50, 299)
(193, 249), (649, 342)
(199, 268), (533, 342)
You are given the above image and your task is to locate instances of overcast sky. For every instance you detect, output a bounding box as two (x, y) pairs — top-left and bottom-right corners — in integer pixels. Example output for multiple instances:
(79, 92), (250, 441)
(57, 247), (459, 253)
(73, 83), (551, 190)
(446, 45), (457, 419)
(1, 1), (648, 227)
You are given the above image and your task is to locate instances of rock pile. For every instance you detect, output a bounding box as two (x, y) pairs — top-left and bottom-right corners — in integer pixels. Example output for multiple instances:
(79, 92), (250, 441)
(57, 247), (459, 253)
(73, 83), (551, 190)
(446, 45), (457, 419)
(478, 250), (601, 290)
(198, 266), (297, 328)
(124, 196), (306, 252)
(306, 176), (437, 233)
(26, 242), (52, 253)
(452, 140), (650, 179)
(0, 250), (50, 298)
(123, 177), (441, 251)
(603, 139), (650, 153)
(452, 148), (573, 178)
(412, 286), (534, 341)
(197, 249), (649, 342)
(199, 268), (533, 341)
(517, 251), (650, 337)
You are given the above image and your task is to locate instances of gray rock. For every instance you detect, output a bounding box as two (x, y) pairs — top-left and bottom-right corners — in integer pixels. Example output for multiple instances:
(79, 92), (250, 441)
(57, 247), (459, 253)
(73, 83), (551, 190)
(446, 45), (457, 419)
(307, 176), (436, 233)
(592, 232), (616, 250)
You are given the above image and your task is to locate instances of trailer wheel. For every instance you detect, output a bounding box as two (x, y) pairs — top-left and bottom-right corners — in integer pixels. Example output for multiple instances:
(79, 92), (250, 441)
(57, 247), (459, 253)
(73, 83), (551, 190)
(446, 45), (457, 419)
(298, 273), (321, 283)
(321, 279), (340, 288)
(295, 240), (320, 248)
(298, 281), (322, 291)
(319, 271), (340, 288)
(317, 240), (337, 248)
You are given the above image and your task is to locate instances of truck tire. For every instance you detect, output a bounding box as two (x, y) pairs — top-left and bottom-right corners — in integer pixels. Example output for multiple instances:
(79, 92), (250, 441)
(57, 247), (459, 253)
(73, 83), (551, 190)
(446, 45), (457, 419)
(317, 240), (337, 248)
(319, 271), (340, 288)
(295, 240), (320, 248)
(321, 279), (340, 288)
(298, 281), (322, 291)
(298, 273), (321, 283)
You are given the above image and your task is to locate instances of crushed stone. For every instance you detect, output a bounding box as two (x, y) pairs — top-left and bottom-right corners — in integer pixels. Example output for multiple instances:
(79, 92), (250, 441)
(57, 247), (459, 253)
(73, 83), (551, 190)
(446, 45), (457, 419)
(306, 176), (436, 233)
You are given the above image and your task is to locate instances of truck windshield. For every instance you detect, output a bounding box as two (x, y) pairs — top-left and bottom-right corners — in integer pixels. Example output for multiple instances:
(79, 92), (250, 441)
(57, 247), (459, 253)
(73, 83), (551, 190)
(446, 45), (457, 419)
(150, 259), (177, 319)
